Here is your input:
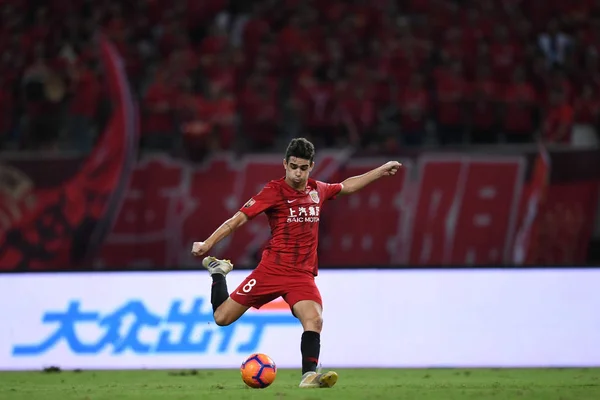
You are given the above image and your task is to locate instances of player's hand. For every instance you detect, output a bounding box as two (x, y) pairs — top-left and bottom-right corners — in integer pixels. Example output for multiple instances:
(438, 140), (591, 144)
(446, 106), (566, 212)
(380, 161), (402, 176)
(191, 241), (211, 257)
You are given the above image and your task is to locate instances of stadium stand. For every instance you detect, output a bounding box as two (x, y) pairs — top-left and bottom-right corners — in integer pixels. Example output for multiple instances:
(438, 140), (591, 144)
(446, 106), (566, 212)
(1, 0), (599, 158)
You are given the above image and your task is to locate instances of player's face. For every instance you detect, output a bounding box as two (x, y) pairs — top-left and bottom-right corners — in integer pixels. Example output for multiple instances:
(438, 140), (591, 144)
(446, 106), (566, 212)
(284, 157), (313, 189)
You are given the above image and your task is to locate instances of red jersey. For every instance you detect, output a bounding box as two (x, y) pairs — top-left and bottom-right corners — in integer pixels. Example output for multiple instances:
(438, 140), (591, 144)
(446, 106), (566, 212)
(239, 177), (343, 275)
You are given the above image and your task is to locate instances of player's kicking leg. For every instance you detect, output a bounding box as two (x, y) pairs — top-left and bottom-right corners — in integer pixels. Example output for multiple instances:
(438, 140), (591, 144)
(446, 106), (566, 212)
(202, 256), (249, 326)
(291, 299), (338, 388)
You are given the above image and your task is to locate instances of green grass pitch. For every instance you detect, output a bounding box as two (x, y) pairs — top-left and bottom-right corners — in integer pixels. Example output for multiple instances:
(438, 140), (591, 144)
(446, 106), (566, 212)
(1, 368), (599, 399)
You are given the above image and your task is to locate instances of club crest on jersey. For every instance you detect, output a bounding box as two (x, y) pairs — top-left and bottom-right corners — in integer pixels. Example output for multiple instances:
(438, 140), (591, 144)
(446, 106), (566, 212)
(309, 190), (319, 203)
(244, 198), (255, 208)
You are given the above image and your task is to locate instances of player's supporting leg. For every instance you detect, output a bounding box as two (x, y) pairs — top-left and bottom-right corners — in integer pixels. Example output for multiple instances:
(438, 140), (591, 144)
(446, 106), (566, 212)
(202, 256), (249, 326)
(292, 300), (338, 388)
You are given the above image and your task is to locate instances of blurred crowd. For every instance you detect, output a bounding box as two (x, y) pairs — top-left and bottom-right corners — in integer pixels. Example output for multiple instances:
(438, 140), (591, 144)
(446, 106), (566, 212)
(1, 0), (600, 158)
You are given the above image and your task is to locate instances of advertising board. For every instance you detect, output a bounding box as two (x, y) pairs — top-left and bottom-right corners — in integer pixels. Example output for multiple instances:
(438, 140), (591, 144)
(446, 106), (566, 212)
(1, 269), (598, 370)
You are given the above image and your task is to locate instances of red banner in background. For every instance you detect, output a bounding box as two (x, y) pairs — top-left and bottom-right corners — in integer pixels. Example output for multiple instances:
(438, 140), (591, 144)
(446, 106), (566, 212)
(1, 143), (597, 269)
(530, 181), (599, 264)
(512, 146), (551, 265)
(0, 36), (138, 270)
(403, 157), (524, 266)
(94, 150), (599, 268)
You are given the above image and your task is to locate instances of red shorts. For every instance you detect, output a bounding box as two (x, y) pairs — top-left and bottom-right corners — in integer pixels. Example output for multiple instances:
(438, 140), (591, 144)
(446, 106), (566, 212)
(229, 268), (322, 311)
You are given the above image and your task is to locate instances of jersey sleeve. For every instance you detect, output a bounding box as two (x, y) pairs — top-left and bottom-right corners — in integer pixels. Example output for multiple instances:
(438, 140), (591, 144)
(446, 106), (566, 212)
(318, 181), (343, 201)
(239, 184), (279, 219)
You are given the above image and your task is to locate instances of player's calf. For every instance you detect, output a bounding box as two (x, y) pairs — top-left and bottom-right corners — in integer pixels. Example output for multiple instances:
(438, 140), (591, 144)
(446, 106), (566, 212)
(203, 256), (234, 315)
(300, 331), (321, 374)
(292, 300), (324, 375)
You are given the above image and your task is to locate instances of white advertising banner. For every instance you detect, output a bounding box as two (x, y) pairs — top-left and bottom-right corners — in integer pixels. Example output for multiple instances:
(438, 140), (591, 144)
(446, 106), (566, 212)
(0, 269), (599, 370)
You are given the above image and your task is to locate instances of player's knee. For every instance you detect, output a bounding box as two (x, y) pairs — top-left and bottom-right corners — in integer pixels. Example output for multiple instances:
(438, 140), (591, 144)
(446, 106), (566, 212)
(213, 309), (233, 326)
(303, 314), (323, 332)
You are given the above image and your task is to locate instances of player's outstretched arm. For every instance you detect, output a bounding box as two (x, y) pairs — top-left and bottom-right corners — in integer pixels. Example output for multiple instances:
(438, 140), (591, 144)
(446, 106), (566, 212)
(339, 161), (402, 196)
(191, 211), (249, 257)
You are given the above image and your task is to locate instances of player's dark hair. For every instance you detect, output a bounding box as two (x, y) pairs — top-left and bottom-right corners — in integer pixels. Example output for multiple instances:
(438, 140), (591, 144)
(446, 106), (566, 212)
(285, 138), (315, 163)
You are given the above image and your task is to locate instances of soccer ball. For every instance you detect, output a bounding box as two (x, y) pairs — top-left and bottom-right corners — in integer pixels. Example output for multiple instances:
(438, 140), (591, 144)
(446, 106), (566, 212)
(240, 353), (277, 388)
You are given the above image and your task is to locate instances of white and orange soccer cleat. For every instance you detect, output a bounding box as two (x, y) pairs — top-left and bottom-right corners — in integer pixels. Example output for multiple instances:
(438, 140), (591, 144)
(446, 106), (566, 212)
(298, 371), (338, 388)
(202, 256), (233, 276)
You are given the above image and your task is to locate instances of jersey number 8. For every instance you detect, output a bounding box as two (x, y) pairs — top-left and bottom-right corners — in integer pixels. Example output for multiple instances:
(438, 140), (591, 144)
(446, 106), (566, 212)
(243, 279), (257, 293)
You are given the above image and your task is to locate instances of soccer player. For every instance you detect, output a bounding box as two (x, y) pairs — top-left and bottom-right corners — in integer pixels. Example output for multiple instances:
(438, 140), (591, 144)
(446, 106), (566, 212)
(191, 138), (401, 388)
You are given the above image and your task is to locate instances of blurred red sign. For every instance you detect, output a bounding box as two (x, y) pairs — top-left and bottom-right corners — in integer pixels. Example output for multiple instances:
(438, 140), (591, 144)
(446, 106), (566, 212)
(93, 151), (598, 268)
